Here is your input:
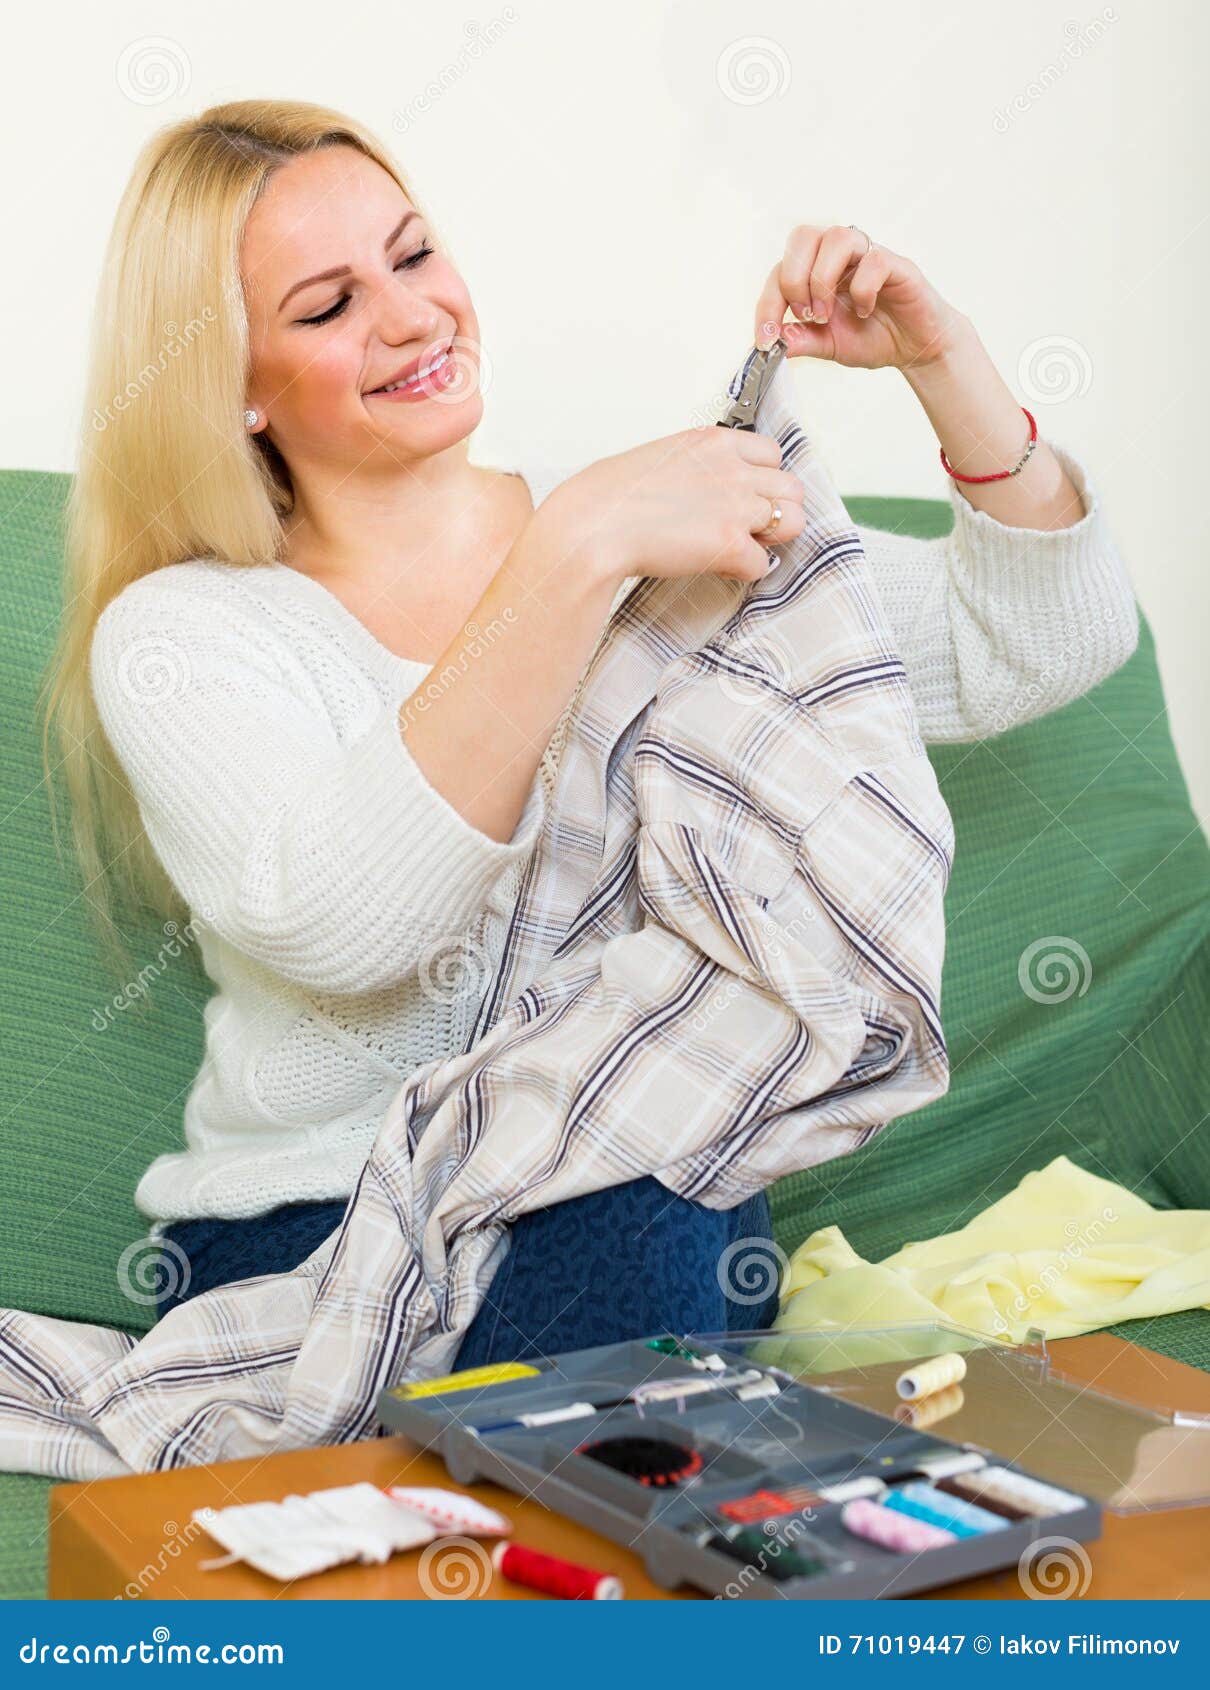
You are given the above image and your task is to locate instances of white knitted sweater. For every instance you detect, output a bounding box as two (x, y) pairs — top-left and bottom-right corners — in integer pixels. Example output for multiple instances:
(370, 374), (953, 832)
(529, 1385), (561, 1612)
(88, 438), (1138, 1228)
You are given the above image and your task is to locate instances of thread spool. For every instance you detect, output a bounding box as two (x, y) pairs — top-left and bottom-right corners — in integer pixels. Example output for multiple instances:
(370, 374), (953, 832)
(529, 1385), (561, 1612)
(946, 1465), (1083, 1518)
(893, 1383), (965, 1428)
(895, 1351), (967, 1400)
(882, 1488), (986, 1539)
(935, 1473), (1027, 1521)
(895, 1481), (1008, 1536)
(982, 1465), (1084, 1515)
(840, 1497), (956, 1554)
(721, 1526), (829, 1581)
(491, 1540), (623, 1599)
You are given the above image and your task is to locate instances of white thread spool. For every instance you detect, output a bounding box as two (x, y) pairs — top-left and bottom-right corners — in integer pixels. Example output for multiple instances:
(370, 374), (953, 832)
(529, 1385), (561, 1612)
(978, 1465), (1084, 1515)
(895, 1351), (967, 1400)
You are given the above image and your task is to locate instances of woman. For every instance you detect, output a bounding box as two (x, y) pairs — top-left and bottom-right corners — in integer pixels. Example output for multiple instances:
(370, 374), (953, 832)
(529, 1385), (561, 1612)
(45, 100), (1137, 1362)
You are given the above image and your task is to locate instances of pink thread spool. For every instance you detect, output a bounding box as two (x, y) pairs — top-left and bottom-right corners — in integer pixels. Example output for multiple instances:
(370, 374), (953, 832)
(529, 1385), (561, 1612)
(840, 1497), (957, 1554)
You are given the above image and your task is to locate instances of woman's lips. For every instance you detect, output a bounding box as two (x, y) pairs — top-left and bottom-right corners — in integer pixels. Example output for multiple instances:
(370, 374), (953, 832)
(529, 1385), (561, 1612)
(367, 353), (460, 403)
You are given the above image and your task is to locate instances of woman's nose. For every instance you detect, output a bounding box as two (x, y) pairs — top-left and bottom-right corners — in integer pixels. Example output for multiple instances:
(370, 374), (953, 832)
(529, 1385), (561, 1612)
(370, 270), (439, 345)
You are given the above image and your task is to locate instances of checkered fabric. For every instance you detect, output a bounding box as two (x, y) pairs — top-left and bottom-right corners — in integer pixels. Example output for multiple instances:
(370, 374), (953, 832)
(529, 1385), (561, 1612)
(0, 348), (953, 1480)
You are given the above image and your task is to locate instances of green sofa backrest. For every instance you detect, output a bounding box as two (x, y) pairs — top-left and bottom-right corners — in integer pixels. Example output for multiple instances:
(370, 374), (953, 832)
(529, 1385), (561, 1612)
(2, 470), (1208, 1338)
(777, 498), (1210, 1329)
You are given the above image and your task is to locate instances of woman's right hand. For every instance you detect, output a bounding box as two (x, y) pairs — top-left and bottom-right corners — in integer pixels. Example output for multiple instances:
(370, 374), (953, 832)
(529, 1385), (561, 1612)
(387, 426), (803, 851)
(553, 426), (806, 586)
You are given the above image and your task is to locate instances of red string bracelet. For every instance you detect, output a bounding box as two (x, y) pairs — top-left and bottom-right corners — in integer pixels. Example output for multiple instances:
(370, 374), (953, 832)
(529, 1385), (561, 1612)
(940, 407), (1038, 484)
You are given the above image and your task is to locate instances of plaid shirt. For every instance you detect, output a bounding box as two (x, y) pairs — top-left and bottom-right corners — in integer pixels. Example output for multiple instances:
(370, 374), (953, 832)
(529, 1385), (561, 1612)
(0, 349), (953, 1481)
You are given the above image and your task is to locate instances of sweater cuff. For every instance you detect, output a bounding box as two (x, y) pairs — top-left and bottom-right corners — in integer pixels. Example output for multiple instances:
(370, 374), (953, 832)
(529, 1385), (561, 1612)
(945, 435), (1114, 591)
(338, 698), (546, 932)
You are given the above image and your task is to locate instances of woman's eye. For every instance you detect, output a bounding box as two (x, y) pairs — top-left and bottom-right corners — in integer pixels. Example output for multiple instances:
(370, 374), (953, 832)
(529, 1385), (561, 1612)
(398, 241), (435, 272)
(297, 243), (436, 327)
(298, 297), (348, 327)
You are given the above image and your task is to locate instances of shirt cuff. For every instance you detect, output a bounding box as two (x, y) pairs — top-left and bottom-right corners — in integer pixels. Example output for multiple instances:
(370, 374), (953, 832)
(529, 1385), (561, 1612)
(337, 698), (546, 934)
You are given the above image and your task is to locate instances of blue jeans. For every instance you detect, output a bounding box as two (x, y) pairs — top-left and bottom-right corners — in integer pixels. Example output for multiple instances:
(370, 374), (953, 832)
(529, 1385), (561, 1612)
(153, 1175), (781, 1362)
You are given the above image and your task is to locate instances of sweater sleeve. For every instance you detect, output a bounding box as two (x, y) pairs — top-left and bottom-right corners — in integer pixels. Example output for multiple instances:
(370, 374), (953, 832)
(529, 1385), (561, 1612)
(852, 436), (1140, 743)
(89, 573), (544, 995)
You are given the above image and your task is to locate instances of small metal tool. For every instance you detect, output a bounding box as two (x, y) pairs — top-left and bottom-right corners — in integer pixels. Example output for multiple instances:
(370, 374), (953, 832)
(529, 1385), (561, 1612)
(716, 337), (787, 430)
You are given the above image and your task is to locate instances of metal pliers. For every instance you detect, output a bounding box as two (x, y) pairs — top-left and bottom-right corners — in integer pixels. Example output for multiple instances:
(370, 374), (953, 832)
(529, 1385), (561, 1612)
(716, 337), (787, 430)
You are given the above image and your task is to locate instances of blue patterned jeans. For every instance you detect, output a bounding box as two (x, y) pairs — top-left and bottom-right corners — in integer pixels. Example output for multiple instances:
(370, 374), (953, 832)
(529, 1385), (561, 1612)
(153, 1175), (781, 1361)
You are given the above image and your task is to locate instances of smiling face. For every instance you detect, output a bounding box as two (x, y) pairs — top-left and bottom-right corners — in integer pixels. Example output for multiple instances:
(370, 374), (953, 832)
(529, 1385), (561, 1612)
(240, 144), (482, 476)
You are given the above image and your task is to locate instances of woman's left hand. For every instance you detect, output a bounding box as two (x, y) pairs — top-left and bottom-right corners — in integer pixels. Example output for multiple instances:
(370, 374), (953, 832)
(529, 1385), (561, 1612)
(755, 224), (966, 373)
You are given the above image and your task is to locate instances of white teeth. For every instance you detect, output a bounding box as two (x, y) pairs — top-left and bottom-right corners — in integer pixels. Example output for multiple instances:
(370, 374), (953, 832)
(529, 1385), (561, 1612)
(376, 348), (450, 394)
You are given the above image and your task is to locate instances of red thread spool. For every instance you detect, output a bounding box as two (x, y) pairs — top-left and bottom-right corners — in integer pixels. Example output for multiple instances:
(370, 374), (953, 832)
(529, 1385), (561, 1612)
(491, 1540), (623, 1600)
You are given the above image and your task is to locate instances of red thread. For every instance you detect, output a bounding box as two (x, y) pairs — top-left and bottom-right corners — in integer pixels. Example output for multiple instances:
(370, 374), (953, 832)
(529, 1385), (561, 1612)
(718, 1485), (821, 1524)
(492, 1540), (623, 1599)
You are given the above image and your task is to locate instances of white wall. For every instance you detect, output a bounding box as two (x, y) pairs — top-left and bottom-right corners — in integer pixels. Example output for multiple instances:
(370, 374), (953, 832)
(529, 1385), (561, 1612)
(4, 0), (1206, 823)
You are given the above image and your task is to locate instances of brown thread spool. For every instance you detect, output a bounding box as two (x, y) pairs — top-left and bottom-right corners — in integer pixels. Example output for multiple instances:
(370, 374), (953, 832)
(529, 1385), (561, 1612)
(935, 1472), (1031, 1521)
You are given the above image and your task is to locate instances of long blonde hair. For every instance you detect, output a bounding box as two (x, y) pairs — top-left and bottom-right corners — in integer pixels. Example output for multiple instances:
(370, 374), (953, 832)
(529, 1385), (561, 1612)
(40, 99), (428, 976)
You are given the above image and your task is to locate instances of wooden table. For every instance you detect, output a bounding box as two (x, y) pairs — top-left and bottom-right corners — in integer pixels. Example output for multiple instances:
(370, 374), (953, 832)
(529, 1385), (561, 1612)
(48, 1332), (1210, 1600)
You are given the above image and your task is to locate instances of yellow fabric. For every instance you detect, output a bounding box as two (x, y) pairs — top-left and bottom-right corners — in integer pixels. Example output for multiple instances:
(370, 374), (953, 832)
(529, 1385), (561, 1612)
(775, 1156), (1210, 1343)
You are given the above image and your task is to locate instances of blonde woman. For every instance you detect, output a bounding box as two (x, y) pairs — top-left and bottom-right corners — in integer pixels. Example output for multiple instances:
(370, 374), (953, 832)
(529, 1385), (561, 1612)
(44, 100), (1137, 1363)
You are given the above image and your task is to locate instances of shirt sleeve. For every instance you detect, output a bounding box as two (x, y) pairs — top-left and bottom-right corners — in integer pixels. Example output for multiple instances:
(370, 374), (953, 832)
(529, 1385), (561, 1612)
(89, 573), (544, 995)
(854, 436), (1141, 743)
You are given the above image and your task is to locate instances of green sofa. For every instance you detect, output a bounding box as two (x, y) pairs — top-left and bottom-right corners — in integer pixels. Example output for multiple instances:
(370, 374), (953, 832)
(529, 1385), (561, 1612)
(2, 470), (1208, 1599)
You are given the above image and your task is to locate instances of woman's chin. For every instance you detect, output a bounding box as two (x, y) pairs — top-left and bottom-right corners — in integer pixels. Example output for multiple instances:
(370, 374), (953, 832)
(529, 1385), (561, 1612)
(373, 384), (483, 430)
(360, 389), (483, 452)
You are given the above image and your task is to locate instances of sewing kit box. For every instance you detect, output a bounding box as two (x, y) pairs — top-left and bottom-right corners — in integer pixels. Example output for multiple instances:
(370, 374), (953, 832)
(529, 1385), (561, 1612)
(377, 1329), (1105, 1600)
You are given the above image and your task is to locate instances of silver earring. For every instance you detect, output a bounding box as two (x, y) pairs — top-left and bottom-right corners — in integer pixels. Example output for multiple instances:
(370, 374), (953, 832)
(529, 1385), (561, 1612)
(244, 408), (259, 429)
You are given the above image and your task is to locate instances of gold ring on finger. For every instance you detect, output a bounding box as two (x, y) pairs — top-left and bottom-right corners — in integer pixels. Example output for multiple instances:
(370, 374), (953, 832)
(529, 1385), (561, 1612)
(756, 500), (783, 539)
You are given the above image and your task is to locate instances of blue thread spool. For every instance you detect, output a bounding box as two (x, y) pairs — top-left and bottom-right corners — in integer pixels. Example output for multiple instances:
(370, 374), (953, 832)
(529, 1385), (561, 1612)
(883, 1487), (987, 1538)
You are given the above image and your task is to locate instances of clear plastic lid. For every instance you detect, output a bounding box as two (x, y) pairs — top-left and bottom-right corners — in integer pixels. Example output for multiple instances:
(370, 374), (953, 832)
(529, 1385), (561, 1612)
(688, 1321), (1210, 1514)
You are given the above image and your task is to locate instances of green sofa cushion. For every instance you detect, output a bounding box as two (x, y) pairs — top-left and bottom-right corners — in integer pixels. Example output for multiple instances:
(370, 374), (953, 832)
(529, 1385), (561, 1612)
(2, 470), (1207, 1602)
